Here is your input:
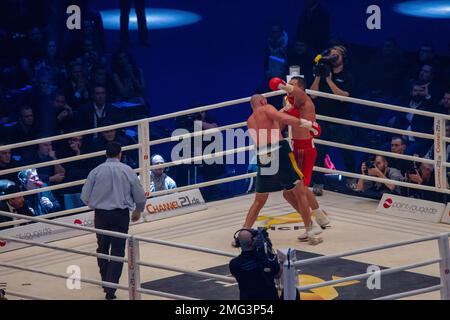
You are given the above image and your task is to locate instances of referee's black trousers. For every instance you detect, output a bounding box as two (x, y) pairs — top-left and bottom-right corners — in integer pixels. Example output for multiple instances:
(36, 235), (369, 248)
(94, 209), (130, 295)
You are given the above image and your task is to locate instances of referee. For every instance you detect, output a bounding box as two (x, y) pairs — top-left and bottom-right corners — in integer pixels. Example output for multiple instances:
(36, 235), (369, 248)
(81, 142), (146, 300)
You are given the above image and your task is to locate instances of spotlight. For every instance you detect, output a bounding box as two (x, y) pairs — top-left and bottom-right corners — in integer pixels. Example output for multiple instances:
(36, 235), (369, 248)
(100, 8), (202, 30)
(394, 1), (450, 19)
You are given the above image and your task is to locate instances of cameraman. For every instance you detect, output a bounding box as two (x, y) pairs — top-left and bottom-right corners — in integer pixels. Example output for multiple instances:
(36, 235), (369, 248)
(356, 155), (404, 199)
(229, 229), (281, 300)
(310, 46), (355, 192)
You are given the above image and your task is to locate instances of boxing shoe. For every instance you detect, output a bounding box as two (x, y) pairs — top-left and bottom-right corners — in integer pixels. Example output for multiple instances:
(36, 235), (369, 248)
(298, 222), (323, 245)
(313, 209), (330, 229)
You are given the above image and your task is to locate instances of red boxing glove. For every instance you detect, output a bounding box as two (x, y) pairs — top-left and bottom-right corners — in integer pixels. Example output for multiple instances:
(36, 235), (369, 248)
(310, 122), (322, 138)
(269, 77), (286, 91)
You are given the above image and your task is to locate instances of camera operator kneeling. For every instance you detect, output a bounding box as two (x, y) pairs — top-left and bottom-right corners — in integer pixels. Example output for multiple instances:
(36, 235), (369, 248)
(229, 229), (281, 300)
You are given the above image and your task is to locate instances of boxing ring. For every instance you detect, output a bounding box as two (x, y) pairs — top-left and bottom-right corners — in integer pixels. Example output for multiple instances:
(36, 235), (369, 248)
(1, 88), (450, 300)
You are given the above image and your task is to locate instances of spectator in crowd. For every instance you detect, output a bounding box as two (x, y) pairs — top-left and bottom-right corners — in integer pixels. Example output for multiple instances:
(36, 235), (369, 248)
(120, 0), (149, 47)
(64, 62), (90, 109)
(356, 155), (405, 199)
(296, 0), (330, 53)
(264, 24), (289, 83)
(6, 105), (39, 144)
(387, 136), (415, 177)
(150, 154), (177, 193)
(34, 40), (67, 85)
(90, 65), (114, 98)
(392, 81), (435, 156)
(0, 184), (34, 229)
(437, 89), (450, 115)
(407, 163), (442, 202)
(287, 40), (314, 85)
(112, 51), (145, 104)
(39, 92), (75, 136)
(56, 135), (89, 194)
(90, 120), (138, 168)
(24, 142), (66, 186)
(367, 39), (404, 98)
(0, 144), (21, 185)
(310, 45), (355, 193)
(407, 64), (442, 105)
(19, 26), (47, 81)
(195, 111), (226, 200)
(18, 168), (61, 216)
(77, 86), (120, 131)
(408, 44), (440, 79)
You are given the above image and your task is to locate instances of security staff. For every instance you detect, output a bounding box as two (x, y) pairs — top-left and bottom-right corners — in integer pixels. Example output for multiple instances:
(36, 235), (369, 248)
(81, 142), (146, 300)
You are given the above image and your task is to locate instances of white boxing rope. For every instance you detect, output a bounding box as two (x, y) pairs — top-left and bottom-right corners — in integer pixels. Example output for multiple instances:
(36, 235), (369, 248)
(0, 144), (140, 177)
(314, 138), (435, 165)
(316, 115), (434, 140)
(149, 145), (255, 171)
(0, 168), (141, 202)
(374, 285), (443, 300)
(306, 89), (450, 121)
(137, 260), (236, 283)
(0, 235), (128, 263)
(4, 290), (51, 301)
(297, 258), (441, 292)
(0, 205), (90, 228)
(314, 166), (450, 194)
(0, 261), (129, 292)
(294, 233), (449, 268)
(0, 211), (130, 239)
(149, 121), (248, 147)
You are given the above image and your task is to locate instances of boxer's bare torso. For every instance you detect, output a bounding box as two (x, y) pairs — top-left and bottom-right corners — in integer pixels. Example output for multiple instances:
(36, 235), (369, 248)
(247, 105), (284, 149)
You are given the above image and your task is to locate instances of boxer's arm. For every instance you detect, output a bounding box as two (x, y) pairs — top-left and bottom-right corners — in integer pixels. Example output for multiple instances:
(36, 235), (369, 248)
(264, 105), (300, 127)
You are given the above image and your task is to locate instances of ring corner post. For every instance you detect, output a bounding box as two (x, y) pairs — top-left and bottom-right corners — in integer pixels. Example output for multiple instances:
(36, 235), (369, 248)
(127, 236), (141, 300)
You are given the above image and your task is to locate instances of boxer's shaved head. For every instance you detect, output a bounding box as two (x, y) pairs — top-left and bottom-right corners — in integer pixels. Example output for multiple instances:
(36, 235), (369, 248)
(250, 94), (267, 109)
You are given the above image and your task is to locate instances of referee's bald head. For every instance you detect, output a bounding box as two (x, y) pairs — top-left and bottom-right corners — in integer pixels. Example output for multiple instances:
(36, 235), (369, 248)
(106, 142), (122, 159)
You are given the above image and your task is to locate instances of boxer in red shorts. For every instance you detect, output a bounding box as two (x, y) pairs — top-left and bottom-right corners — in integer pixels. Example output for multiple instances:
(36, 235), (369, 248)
(270, 77), (330, 237)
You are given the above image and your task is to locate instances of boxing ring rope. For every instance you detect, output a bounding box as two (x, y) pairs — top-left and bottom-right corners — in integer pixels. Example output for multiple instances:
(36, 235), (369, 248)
(1, 88), (450, 300)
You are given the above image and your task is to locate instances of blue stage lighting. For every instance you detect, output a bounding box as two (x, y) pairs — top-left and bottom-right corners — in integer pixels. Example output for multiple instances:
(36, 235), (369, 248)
(100, 8), (202, 30)
(394, 1), (450, 19)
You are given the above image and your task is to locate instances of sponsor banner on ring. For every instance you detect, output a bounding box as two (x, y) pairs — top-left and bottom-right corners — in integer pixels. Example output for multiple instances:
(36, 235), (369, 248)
(0, 211), (94, 253)
(441, 203), (450, 224)
(377, 194), (445, 223)
(142, 189), (207, 222)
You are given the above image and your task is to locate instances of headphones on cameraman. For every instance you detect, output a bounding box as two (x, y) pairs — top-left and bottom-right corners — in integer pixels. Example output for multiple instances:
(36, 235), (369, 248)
(233, 228), (258, 248)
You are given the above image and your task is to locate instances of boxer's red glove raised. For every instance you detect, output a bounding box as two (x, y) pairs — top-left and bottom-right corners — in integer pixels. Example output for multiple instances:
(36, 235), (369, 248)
(269, 77), (294, 93)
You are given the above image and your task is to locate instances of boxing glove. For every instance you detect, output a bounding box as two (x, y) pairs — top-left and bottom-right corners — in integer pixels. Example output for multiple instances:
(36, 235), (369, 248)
(299, 119), (321, 137)
(269, 77), (294, 93)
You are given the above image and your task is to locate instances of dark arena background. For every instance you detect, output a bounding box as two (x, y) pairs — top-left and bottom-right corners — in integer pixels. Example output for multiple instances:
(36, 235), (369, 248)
(1, 0), (450, 308)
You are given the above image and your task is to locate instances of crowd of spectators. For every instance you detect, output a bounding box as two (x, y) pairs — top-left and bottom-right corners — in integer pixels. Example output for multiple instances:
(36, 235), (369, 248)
(0, 1), (149, 228)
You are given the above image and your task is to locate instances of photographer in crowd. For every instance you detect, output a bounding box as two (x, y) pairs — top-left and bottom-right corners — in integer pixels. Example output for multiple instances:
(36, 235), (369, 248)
(229, 229), (281, 300)
(356, 155), (404, 199)
(407, 163), (443, 202)
(310, 45), (355, 194)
